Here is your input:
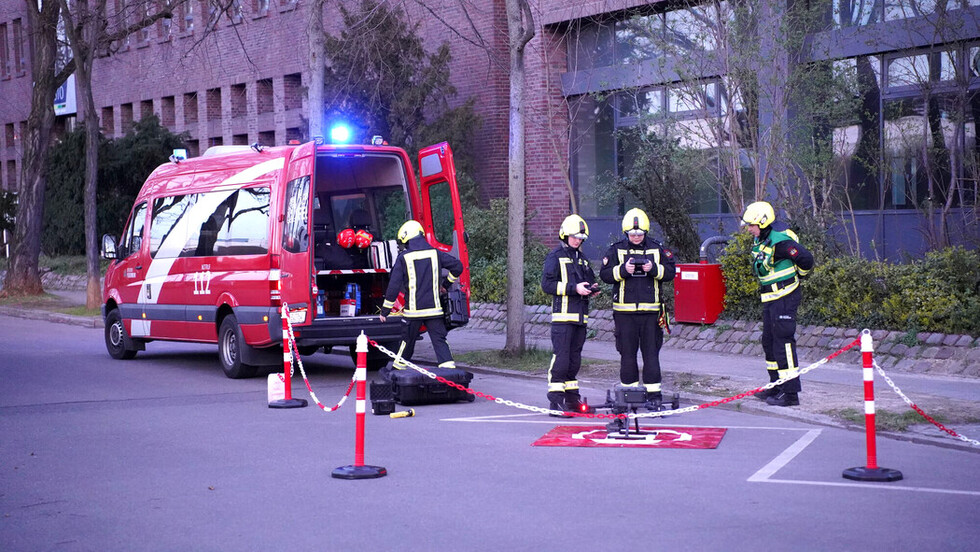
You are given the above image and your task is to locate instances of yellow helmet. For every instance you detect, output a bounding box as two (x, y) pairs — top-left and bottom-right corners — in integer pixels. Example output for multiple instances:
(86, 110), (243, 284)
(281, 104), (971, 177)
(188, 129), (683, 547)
(558, 214), (589, 241)
(742, 201), (775, 229)
(621, 208), (650, 235)
(397, 220), (425, 243)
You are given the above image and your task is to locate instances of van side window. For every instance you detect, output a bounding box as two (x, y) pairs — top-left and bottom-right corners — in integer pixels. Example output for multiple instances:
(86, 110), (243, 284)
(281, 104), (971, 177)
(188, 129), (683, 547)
(282, 176), (310, 253)
(121, 202), (147, 258)
(150, 194), (196, 258)
(183, 187), (271, 257)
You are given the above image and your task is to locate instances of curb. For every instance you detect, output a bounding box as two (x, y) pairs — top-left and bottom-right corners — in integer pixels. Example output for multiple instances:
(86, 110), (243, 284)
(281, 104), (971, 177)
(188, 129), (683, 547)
(0, 306), (103, 328)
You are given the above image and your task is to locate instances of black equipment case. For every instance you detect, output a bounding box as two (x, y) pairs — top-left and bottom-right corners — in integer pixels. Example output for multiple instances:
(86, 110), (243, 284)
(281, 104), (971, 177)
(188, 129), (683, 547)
(387, 366), (476, 406)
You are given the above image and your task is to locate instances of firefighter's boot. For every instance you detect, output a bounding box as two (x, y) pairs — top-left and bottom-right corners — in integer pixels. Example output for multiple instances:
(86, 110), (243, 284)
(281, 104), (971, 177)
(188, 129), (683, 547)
(766, 391), (800, 407)
(548, 392), (569, 417)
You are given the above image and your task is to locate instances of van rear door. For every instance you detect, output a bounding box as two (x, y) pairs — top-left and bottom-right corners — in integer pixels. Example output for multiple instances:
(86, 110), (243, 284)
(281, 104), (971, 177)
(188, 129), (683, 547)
(279, 146), (315, 323)
(417, 143), (470, 291)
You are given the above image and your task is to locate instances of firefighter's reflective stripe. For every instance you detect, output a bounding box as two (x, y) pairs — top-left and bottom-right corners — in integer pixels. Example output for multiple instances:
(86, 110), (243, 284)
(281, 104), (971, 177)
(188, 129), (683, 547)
(612, 248), (664, 311)
(402, 249), (443, 318)
(613, 302), (662, 312)
(547, 355), (565, 392)
(766, 360), (779, 375)
(758, 264), (798, 285)
(564, 380), (580, 391)
(552, 312), (588, 323)
(760, 276), (799, 302)
(778, 343), (799, 380)
(644, 383), (662, 393)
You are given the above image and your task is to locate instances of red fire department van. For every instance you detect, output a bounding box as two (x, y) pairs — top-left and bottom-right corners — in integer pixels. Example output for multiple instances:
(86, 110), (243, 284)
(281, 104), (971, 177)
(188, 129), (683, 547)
(101, 137), (470, 378)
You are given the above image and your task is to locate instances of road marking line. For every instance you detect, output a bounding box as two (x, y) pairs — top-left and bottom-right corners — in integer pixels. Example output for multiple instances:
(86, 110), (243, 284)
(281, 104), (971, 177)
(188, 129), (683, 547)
(753, 478), (980, 496)
(749, 428), (980, 496)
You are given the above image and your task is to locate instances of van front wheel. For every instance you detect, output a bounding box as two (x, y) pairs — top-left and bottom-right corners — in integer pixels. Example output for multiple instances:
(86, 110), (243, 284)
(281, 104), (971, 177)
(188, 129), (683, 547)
(105, 309), (138, 360)
(219, 315), (257, 379)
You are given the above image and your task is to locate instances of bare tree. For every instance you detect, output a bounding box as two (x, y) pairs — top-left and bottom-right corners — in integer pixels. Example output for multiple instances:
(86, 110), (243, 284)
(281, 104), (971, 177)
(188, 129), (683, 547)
(3, 0), (63, 296)
(58, 1), (185, 308)
(306, 0), (327, 140)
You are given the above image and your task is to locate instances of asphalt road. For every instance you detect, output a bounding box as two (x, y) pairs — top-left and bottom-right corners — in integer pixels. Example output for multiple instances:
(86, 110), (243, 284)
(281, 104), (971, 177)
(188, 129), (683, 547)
(2, 316), (979, 551)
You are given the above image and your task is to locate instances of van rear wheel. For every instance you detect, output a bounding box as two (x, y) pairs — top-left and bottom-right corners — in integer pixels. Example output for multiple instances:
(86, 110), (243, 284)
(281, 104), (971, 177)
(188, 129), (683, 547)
(219, 315), (258, 379)
(105, 309), (138, 360)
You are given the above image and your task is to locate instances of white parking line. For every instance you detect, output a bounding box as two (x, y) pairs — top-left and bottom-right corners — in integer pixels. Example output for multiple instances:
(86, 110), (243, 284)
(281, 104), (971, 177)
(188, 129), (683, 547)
(748, 428), (980, 496)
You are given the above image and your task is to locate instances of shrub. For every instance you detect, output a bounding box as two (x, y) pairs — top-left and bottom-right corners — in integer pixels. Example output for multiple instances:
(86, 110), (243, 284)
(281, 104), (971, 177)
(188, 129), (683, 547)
(465, 199), (551, 305)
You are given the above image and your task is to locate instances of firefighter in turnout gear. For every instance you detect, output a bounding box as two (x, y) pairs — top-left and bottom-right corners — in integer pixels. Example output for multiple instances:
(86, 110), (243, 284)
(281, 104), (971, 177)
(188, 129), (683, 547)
(741, 201), (814, 407)
(599, 208), (676, 424)
(541, 215), (600, 415)
(379, 220), (464, 373)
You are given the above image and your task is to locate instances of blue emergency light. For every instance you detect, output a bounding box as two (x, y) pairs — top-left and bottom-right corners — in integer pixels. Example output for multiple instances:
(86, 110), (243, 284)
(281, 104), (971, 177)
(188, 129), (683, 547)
(329, 124), (352, 144)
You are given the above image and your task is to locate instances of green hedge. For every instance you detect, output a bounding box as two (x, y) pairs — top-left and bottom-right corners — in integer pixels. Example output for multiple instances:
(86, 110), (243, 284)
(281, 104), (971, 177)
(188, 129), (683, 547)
(717, 234), (980, 336)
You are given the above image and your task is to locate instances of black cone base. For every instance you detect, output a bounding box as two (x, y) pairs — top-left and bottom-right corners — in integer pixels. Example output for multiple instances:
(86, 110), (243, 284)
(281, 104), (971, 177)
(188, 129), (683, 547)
(332, 465), (388, 479)
(842, 466), (903, 482)
(269, 398), (308, 409)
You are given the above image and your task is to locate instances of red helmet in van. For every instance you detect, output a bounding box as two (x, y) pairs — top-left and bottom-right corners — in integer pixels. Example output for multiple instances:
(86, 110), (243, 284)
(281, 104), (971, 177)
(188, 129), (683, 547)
(337, 228), (356, 248)
(354, 229), (374, 249)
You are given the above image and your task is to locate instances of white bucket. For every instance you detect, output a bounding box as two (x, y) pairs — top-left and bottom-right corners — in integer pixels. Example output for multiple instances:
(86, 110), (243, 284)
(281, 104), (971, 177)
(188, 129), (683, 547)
(267, 373), (285, 404)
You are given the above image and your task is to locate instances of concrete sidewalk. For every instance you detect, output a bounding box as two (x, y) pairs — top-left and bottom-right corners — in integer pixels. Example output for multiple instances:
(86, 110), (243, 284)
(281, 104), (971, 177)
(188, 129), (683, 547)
(4, 289), (979, 453)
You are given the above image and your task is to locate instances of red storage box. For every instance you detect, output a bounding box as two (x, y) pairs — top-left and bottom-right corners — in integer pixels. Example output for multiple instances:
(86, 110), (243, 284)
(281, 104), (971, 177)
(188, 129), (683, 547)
(673, 263), (725, 324)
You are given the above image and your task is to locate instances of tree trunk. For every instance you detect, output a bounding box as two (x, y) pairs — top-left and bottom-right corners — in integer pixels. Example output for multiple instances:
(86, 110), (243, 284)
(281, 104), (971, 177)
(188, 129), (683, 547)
(306, 0), (327, 140)
(3, 1), (60, 296)
(503, 0), (534, 354)
(78, 53), (102, 309)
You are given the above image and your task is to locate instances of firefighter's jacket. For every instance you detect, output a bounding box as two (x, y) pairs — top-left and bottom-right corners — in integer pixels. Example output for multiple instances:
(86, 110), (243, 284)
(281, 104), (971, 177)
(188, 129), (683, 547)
(381, 236), (464, 319)
(541, 243), (597, 325)
(598, 236), (676, 312)
(751, 228), (814, 302)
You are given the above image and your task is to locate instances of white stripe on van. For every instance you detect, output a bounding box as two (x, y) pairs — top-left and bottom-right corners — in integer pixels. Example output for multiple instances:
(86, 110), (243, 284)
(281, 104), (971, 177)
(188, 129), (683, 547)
(131, 157), (286, 337)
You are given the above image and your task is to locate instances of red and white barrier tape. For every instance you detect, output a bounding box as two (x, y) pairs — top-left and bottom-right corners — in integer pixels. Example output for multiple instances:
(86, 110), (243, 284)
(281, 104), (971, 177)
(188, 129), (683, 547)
(873, 360), (980, 447)
(282, 302), (355, 412)
(368, 337), (862, 420)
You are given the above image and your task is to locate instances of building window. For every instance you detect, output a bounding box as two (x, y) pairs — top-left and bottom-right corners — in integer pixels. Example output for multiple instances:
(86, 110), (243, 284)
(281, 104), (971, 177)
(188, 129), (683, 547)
(834, 0), (883, 28)
(231, 83), (247, 118)
(1, 23), (9, 78)
(180, 1), (195, 34)
(256, 78), (274, 114)
(102, 107), (115, 135)
(208, 136), (223, 148)
(286, 127), (303, 143)
(229, 0), (244, 24)
(121, 103), (134, 131)
(184, 92), (198, 125)
(6, 160), (17, 190)
(5, 123), (15, 146)
(232, 133), (248, 145)
(141, 99), (154, 120)
(258, 130), (275, 146)
(158, 0), (173, 41)
(254, 0), (270, 17)
(206, 87), (222, 121)
(159, 96), (175, 127)
(12, 19), (24, 74)
(284, 73), (303, 110)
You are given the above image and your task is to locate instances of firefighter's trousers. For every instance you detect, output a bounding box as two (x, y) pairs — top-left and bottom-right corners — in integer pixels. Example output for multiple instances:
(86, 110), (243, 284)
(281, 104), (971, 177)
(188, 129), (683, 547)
(394, 316), (455, 369)
(613, 311), (663, 388)
(548, 323), (587, 394)
(761, 287), (802, 394)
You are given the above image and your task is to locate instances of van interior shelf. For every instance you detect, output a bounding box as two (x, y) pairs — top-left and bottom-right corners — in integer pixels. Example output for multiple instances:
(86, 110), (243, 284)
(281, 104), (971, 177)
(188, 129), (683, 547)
(317, 268), (391, 275)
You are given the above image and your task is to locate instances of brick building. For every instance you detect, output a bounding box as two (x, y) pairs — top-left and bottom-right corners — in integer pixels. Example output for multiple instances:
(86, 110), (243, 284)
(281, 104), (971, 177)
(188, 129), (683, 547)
(1, 1), (978, 259)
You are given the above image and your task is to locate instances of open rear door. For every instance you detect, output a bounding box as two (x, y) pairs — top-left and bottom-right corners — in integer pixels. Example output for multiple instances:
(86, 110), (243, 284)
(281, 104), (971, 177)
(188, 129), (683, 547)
(417, 143), (470, 292)
(278, 144), (315, 324)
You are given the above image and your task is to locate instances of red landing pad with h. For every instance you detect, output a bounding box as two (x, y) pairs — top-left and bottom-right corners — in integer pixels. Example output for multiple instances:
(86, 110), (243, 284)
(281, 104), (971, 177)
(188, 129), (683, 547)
(532, 426), (727, 449)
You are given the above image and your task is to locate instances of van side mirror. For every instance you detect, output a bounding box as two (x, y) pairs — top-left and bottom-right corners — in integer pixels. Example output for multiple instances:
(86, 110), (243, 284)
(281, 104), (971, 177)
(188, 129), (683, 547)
(463, 231), (469, 244)
(102, 234), (119, 260)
